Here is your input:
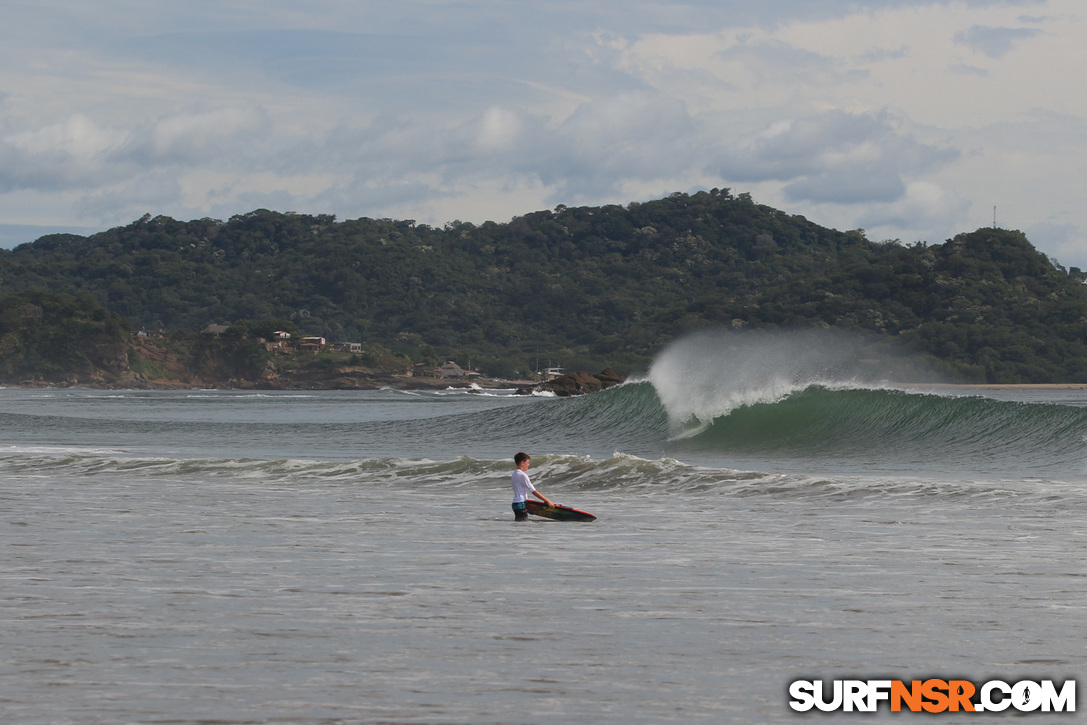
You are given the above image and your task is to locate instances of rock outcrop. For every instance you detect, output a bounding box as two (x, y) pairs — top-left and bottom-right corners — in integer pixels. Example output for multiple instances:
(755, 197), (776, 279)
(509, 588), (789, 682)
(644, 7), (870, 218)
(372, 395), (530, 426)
(516, 368), (626, 396)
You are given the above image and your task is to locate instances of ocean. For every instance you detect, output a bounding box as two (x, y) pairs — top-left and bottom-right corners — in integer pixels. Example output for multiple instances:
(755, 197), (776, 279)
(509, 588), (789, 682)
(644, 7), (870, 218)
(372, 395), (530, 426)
(2, 333), (1084, 723)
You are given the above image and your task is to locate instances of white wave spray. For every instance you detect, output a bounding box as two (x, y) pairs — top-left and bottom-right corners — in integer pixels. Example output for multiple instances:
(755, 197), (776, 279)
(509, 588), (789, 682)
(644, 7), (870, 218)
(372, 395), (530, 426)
(647, 327), (938, 432)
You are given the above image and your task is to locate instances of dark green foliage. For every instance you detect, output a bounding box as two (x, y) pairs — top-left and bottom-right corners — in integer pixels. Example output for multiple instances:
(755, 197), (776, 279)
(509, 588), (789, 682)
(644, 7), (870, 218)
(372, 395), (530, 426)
(0, 290), (130, 381)
(1, 193), (1086, 383)
(186, 336), (270, 381)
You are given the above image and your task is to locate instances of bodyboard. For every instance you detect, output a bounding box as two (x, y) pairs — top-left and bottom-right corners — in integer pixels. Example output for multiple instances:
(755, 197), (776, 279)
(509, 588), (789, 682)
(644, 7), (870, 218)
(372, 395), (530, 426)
(525, 499), (597, 521)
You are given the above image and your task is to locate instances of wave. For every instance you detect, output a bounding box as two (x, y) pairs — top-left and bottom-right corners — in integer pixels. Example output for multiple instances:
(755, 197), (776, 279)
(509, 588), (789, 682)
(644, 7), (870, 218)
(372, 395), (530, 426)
(4, 322), (1087, 482)
(634, 328), (1087, 475)
(4, 377), (1086, 476)
(670, 384), (1087, 470)
(507, 379), (1087, 477)
(2, 449), (1083, 512)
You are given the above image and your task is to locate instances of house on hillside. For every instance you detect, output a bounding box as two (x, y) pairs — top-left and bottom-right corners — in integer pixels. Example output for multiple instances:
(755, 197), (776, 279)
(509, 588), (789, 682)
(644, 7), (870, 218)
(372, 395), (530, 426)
(264, 331), (292, 352)
(438, 361), (466, 378)
(300, 336), (325, 353)
(331, 342), (363, 353)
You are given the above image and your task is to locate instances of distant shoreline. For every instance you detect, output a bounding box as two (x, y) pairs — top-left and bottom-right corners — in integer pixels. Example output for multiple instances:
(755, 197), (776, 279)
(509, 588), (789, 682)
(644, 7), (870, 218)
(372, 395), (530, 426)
(900, 383), (1087, 390)
(6, 378), (1087, 392)
(0, 375), (538, 391)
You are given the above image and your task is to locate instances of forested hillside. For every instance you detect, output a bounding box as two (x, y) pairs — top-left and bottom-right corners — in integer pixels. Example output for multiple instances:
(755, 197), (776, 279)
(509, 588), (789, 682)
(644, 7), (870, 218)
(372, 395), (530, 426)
(2, 189), (1086, 383)
(0, 290), (133, 384)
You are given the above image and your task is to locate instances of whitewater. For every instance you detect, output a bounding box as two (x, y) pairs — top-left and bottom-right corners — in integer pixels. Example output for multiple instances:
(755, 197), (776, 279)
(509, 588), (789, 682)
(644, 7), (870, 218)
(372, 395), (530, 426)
(1, 331), (1084, 723)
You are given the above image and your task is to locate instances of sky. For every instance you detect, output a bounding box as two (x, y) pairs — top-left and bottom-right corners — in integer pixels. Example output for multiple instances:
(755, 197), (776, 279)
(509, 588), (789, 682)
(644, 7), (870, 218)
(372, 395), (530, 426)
(2, 0), (1086, 267)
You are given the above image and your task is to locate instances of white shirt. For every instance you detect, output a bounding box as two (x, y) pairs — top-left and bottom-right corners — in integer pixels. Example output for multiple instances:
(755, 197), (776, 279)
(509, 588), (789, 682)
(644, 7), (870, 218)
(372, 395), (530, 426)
(511, 469), (535, 503)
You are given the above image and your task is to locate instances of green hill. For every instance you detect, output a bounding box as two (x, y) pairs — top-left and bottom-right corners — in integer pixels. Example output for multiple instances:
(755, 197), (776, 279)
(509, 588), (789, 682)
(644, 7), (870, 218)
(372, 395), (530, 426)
(0, 289), (133, 384)
(2, 189), (1086, 383)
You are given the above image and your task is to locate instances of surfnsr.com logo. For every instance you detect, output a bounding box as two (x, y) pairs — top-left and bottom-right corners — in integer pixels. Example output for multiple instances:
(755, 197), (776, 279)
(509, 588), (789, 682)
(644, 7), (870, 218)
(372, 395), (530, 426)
(788, 679), (1076, 713)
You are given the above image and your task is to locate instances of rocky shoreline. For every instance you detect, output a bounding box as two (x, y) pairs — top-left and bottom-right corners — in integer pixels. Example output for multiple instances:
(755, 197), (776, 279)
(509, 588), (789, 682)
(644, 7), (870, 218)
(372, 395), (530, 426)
(5, 373), (534, 392)
(514, 368), (627, 396)
(10, 372), (1087, 393)
(4, 368), (631, 395)
(241, 373), (534, 392)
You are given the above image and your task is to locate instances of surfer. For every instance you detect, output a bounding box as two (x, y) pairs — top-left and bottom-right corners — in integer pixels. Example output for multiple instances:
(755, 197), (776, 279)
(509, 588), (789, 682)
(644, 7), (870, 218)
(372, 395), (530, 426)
(511, 452), (553, 521)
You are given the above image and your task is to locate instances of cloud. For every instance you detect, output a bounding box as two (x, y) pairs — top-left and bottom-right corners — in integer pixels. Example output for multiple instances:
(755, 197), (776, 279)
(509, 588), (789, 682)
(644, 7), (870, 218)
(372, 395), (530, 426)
(1024, 221), (1086, 268)
(954, 25), (1043, 58)
(784, 165), (906, 204)
(73, 171), (185, 220)
(860, 45), (910, 63)
(717, 39), (868, 85)
(475, 107), (524, 153)
(136, 106), (271, 164)
(4, 113), (121, 158)
(0, 0), (1083, 269)
(0, 114), (129, 192)
(856, 182), (971, 238)
(715, 110), (958, 205)
(534, 91), (698, 197)
(0, 106), (275, 199)
(948, 64), (990, 77)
